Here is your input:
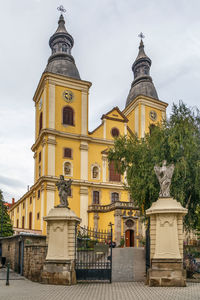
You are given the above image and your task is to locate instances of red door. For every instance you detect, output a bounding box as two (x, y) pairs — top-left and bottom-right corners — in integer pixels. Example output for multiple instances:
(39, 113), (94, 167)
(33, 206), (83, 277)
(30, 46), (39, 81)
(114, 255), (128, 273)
(125, 230), (134, 247)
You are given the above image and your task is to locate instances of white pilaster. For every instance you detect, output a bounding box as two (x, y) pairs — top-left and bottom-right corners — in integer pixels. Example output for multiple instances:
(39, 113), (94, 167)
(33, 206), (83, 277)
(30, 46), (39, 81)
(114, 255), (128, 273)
(135, 106), (139, 136)
(80, 142), (88, 180)
(42, 141), (46, 176)
(81, 91), (88, 135)
(141, 104), (145, 138)
(41, 189), (44, 232)
(43, 86), (46, 128)
(46, 184), (55, 215)
(80, 187), (88, 227)
(47, 135), (56, 176)
(102, 155), (107, 182)
(34, 152), (37, 182)
(49, 83), (55, 129)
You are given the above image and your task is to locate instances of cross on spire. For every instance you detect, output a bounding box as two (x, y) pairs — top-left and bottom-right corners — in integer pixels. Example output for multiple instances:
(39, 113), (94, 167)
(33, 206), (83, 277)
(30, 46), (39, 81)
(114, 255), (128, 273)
(57, 5), (66, 14)
(138, 32), (145, 40)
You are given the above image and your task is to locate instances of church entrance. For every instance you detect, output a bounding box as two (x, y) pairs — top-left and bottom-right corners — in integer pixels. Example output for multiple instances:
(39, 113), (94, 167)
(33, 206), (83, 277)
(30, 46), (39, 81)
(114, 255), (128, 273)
(125, 230), (134, 247)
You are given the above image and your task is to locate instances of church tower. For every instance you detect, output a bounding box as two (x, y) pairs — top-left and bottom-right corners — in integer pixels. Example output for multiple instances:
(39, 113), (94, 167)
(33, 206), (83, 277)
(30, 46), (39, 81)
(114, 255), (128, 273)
(31, 12), (91, 233)
(123, 36), (168, 137)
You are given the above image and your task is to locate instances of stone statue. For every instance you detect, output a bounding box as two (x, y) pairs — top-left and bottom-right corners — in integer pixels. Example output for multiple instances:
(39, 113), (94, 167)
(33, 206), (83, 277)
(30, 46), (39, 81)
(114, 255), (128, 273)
(154, 160), (174, 198)
(56, 175), (72, 208)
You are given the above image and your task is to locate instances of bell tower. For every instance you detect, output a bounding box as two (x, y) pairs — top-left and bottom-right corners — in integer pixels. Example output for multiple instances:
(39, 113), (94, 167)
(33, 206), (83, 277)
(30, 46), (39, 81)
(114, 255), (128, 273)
(123, 34), (168, 137)
(31, 9), (91, 233)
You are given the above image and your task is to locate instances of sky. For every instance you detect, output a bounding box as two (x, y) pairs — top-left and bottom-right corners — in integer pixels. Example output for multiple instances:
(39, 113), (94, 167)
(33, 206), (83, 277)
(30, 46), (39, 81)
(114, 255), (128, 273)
(0, 0), (200, 202)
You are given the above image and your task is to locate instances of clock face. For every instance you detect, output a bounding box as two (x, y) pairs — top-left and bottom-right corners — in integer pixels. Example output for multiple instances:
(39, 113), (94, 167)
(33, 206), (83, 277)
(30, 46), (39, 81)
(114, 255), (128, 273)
(149, 110), (157, 121)
(63, 90), (74, 103)
(39, 98), (42, 110)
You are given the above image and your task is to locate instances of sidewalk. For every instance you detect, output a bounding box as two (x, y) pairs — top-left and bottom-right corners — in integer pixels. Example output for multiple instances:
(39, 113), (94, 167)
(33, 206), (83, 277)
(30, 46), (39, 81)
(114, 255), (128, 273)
(0, 277), (200, 300)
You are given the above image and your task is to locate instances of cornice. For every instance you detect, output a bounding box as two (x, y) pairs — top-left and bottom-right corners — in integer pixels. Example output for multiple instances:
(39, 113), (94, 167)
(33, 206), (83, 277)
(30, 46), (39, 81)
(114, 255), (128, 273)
(9, 176), (126, 211)
(31, 129), (114, 151)
(33, 72), (92, 104)
(123, 95), (168, 116)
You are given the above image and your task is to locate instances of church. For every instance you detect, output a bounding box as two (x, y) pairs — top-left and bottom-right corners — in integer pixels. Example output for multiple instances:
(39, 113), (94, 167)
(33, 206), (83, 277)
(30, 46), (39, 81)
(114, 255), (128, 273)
(9, 12), (168, 247)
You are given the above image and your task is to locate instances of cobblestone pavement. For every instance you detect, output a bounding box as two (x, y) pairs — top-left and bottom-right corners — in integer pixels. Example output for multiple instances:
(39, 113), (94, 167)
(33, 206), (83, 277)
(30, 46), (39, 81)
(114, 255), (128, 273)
(0, 278), (200, 300)
(0, 267), (25, 280)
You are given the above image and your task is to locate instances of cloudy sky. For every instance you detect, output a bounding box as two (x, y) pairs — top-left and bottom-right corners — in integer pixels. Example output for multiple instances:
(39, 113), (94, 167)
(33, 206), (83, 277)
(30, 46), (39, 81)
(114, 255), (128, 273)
(1, 0), (200, 202)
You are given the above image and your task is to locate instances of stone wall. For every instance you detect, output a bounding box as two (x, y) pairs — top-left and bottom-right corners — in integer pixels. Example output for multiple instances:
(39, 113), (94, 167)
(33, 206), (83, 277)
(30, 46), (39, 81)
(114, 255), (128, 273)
(112, 247), (145, 282)
(0, 234), (46, 274)
(24, 245), (47, 282)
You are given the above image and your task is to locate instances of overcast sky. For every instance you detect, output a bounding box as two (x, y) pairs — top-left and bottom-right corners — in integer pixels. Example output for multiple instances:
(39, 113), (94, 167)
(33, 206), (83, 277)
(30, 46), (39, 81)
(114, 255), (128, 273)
(1, 0), (200, 202)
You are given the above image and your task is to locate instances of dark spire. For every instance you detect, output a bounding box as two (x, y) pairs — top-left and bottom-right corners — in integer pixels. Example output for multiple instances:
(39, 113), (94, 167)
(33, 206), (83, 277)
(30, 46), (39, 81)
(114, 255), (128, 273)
(125, 38), (158, 107)
(45, 13), (80, 80)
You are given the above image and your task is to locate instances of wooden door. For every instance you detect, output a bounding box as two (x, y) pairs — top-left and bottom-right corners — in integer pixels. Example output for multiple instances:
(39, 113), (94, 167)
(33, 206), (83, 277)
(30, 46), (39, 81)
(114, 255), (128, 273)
(125, 230), (134, 247)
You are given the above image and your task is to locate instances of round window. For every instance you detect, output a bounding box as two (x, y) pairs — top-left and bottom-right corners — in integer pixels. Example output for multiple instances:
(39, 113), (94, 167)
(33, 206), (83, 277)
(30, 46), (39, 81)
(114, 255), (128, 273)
(111, 127), (119, 138)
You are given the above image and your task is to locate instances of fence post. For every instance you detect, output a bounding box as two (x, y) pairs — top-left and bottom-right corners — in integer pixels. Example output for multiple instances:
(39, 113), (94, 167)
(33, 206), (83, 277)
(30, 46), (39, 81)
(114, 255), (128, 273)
(6, 263), (10, 286)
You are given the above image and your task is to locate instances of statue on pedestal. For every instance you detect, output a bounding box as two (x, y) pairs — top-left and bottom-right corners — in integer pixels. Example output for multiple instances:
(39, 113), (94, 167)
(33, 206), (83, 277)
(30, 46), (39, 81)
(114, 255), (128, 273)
(154, 160), (174, 198)
(56, 175), (72, 208)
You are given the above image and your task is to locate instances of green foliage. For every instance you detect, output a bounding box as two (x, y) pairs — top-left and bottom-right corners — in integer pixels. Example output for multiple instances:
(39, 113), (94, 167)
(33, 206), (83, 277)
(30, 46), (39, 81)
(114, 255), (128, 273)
(108, 101), (200, 230)
(0, 190), (13, 237)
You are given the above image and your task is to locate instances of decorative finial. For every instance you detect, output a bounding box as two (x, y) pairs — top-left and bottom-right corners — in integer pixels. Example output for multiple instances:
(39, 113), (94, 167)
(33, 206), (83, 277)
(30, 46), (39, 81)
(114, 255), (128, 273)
(138, 32), (145, 40)
(57, 5), (66, 14)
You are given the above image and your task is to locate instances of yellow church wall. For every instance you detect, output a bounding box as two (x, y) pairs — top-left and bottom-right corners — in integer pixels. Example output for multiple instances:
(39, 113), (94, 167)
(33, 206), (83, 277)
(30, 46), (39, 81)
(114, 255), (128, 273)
(55, 137), (81, 179)
(145, 105), (163, 133)
(55, 85), (82, 135)
(126, 109), (135, 134)
(35, 90), (45, 137)
(98, 211), (114, 232)
(89, 124), (103, 139)
(88, 143), (104, 182)
(88, 212), (94, 228)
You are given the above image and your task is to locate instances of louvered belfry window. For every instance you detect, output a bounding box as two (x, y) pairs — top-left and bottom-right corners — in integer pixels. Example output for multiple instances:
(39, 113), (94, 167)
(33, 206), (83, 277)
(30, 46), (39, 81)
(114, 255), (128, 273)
(63, 106), (74, 125)
(109, 161), (121, 182)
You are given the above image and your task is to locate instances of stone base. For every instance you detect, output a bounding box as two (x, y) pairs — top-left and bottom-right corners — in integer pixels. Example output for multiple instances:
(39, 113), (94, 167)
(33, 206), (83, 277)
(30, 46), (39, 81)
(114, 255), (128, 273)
(41, 260), (76, 285)
(147, 259), (186, 287)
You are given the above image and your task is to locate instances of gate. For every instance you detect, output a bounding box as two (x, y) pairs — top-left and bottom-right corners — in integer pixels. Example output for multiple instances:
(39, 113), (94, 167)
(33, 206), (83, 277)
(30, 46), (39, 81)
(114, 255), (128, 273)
(75, 224), (113, 282)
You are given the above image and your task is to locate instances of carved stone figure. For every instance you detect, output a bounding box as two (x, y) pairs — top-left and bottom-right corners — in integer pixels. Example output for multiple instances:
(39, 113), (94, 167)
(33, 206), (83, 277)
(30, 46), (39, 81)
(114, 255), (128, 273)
(56, 175), (72, 208)
(154, 160), (174, 198)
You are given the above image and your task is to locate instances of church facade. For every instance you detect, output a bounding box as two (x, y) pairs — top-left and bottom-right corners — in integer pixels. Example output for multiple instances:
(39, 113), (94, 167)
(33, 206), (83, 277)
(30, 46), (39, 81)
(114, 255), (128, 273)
(9, 14), (168, 246)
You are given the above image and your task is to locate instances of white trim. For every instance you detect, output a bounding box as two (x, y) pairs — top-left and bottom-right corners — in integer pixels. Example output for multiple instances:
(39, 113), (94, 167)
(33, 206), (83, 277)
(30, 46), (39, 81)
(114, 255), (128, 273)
(49, 83), (55, 129)
(135, 106), (139, 136)
(40, 190), (44, 231)
(47, 135), (55, 176)
(80, 193), (88, 227)
(42, 144), (45, 176)
(141, 104), (145, 138)
(81, 91), (88, 135)
(46, 190), (55, 215)
(63, 160), (73, 177)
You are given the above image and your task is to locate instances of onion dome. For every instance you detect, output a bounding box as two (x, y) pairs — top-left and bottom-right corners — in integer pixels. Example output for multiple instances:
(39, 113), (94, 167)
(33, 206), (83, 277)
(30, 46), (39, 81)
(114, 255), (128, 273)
(125, 39), (158, 107)
(45, 14), (80, 80)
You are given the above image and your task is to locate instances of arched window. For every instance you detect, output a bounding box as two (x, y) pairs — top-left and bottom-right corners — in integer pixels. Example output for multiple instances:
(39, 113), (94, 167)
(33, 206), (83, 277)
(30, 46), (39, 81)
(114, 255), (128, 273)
(92, 166), (99, 179)
(111, 192), (119, 203)
(109, 161), (121, 182)
(39, 112), (43, 132)
(63, 106), (74, 126)
(64, 162), (72, 176)
(93, 191), (99, 204)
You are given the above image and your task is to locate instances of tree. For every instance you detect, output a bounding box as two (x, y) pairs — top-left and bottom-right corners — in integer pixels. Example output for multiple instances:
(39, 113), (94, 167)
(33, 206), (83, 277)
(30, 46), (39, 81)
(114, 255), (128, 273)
(0, 190), (13, 237)
(108, 102), (200, 230)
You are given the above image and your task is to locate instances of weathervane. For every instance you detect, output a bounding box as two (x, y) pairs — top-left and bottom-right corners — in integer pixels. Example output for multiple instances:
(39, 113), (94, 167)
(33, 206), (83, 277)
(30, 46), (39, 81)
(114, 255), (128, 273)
(138, 32), (145, 40)
(57, 5), (66, 14)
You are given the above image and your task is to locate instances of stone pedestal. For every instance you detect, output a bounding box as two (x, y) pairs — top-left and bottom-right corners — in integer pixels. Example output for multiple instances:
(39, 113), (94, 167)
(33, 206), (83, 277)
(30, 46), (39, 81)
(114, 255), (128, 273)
(146, 197), (187, 287)
(41, 207), (80, 285)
